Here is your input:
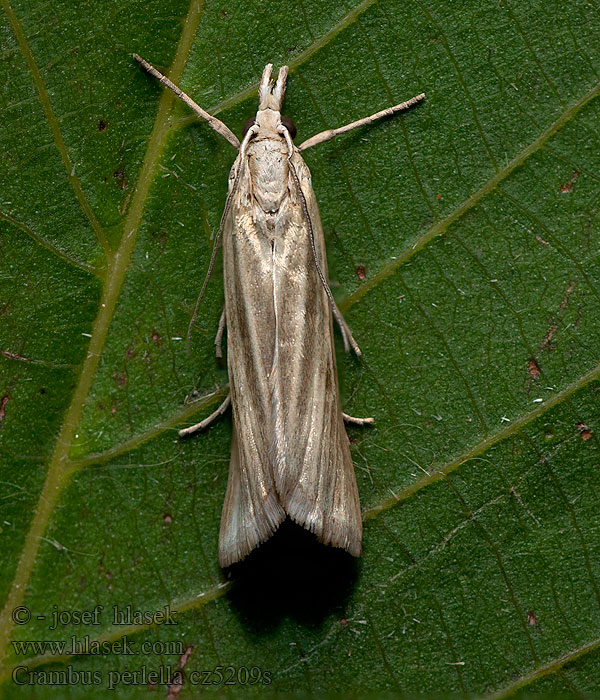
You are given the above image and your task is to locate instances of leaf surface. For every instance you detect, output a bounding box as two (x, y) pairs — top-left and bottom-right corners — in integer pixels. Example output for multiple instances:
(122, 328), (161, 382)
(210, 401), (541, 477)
(1, 0), (600, 696)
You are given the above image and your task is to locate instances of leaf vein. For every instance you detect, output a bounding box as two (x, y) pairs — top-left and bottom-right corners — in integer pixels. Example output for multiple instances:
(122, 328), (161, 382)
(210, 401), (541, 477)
(341, 77), (600, 312)
(0, 0), (206, 669)
(0, 208), (101, 277)
(1, 0), (110, 256)
(364, 359), (600, 520)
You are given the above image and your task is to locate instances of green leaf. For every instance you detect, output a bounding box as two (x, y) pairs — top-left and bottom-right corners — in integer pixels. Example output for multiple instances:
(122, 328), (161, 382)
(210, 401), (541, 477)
(2, 0), (600, 696)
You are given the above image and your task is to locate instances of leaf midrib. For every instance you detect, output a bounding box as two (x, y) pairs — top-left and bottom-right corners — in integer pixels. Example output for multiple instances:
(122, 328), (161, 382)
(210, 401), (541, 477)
(0, 0), (205, 669)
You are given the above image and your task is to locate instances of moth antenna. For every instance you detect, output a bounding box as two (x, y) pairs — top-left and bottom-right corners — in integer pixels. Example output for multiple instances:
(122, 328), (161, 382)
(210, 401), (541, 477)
(186, 128), (256, 354)
(258, 64), (274, 109)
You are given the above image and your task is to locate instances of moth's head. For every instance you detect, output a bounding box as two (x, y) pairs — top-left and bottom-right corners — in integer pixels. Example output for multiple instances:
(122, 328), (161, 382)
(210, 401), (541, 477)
(241, 64), (297, 142)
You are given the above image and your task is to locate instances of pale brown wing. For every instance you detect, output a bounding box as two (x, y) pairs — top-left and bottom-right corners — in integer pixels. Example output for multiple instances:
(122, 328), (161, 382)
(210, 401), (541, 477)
(218, 421), (285, 567)
(218, 150), (361, 566)
(270, 151), (362, 556)
(218, 157), (285, 567)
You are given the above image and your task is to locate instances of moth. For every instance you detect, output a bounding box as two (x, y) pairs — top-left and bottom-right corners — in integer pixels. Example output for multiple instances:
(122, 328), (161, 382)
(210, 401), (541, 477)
(134, 55), (425, 566)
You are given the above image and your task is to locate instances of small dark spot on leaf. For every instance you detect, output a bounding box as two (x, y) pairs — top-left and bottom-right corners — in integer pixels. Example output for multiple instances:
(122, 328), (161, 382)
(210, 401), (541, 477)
(429, 35), (439, 42)
(540, 282), (575, 352)
(560, 170), (579, 193)
(152, 330), (163, 347)
(105, 570), (113, 580)
(178, 646), (194, 668)
(119, 192), (131, 216)
(356, 265), (366, 280)
(163, 513), (173, 524)
(151, 227), (169, 245)
(577, 423), (592, 441)
(527, 610), (537, 626)
(98, 120), (107, 132)
(126, 346), (135, 359)
(528, 359), (540, 379)
(2, 350), (28, 362)
(112, 371), (127, 387)
(541, 323), (558, 352)
(113, 170), (127, 190)
(545, 429), (553, 439)
(0, 394), (10, 423)
(166, 645), (194, 698)
(40, 387), (46, 395)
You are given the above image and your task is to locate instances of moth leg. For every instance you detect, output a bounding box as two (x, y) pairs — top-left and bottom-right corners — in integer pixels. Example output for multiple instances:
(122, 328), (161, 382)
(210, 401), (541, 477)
(287, 154), (363, 357)
(215, 308), (226, 359)
(333, 303), (361, 356)
(134, 54), (240, 149)
(179, 394), (231, 438)
(299, 92), (425, 151)
(343, 412), (374, 426)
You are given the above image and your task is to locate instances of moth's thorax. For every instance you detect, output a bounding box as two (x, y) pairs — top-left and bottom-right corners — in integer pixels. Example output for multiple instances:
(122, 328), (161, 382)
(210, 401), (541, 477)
(247, 109), (289, 214)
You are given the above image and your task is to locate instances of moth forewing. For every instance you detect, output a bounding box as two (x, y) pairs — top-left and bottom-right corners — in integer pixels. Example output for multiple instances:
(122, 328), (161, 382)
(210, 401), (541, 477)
(269, 150), (362, 558)
(134, 55), (424, 566)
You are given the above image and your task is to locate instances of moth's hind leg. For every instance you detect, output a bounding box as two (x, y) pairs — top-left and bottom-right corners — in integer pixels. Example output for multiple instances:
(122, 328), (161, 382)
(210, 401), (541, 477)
(179, 394), (231, 438)
(343, 412), (374, 426)
(215, 308), (226, 359)
(336, 305), (372, 424)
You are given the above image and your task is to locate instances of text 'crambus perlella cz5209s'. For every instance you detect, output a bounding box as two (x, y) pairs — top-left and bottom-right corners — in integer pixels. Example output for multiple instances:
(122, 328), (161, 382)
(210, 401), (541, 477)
(134, 55), (425, 567)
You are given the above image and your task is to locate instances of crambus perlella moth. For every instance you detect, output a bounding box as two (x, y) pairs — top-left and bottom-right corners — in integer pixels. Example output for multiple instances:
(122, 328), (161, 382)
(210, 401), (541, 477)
(134, 54), (425, 566)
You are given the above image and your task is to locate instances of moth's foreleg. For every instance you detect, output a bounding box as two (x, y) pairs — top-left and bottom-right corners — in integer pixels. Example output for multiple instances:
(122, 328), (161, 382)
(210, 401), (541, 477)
(215, 308), (226, 360)
(179, 394), (231, 438)
(133, 54), (240, 149)
(343, 412), (374, 426)
(298, 92), (425, 151)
